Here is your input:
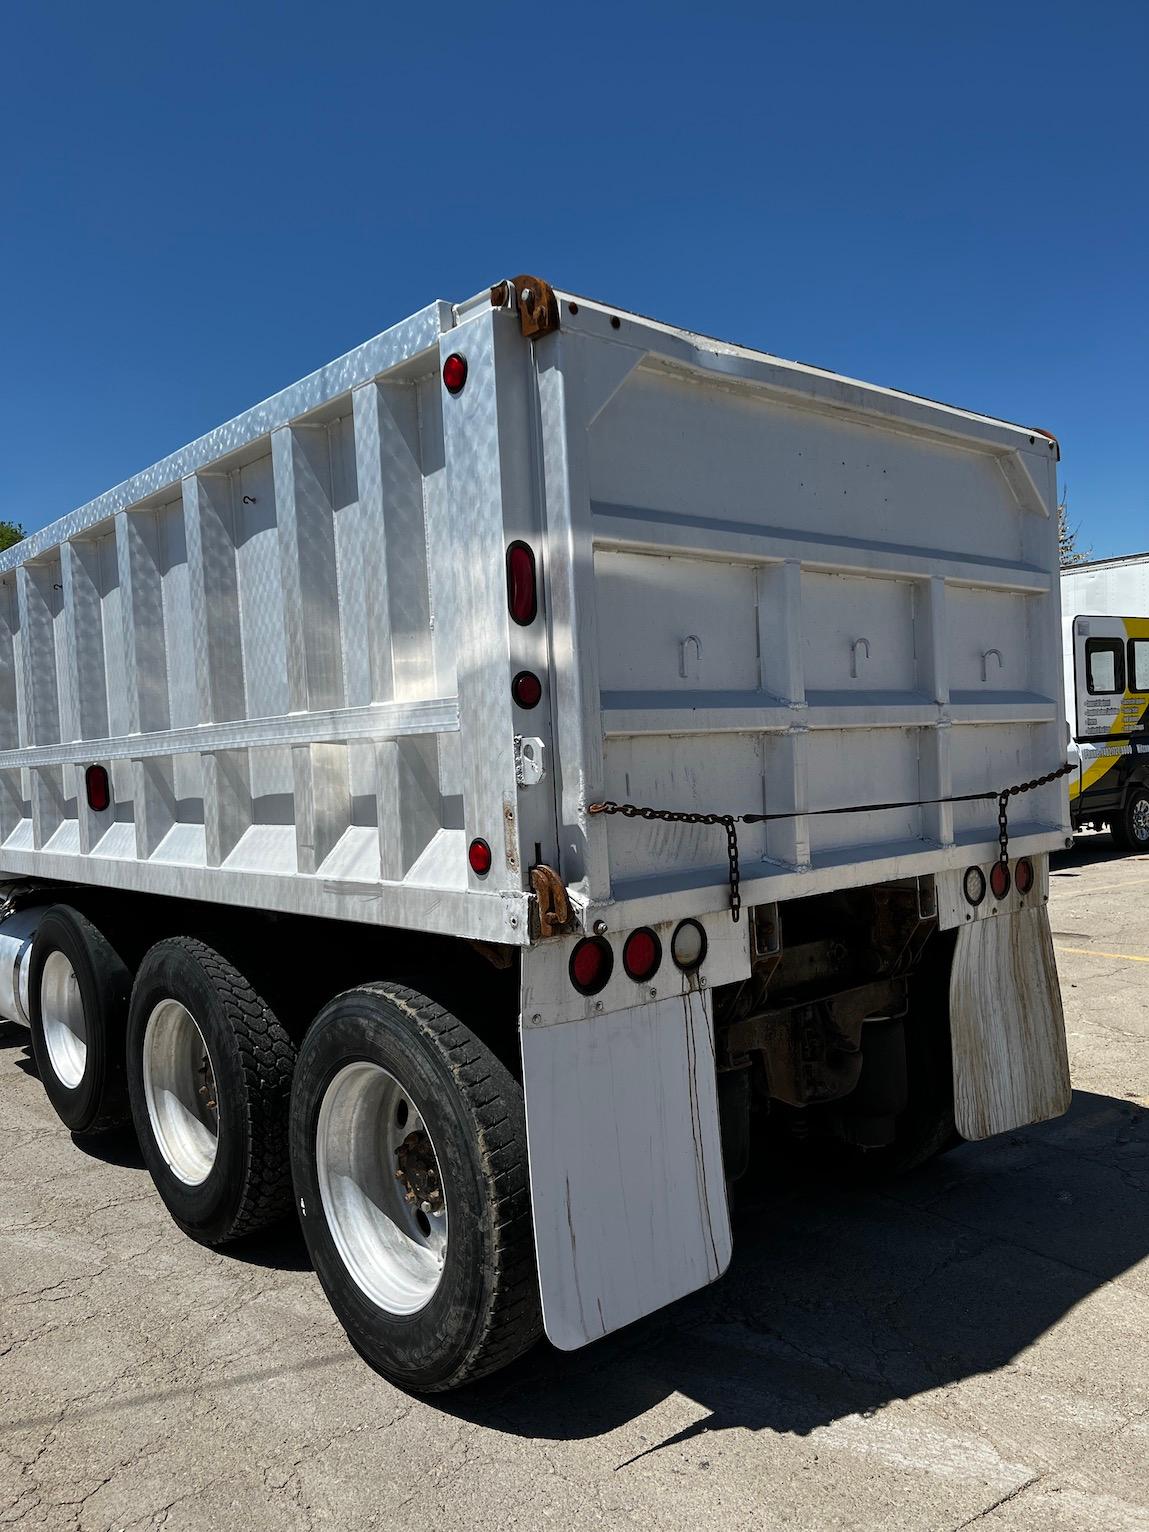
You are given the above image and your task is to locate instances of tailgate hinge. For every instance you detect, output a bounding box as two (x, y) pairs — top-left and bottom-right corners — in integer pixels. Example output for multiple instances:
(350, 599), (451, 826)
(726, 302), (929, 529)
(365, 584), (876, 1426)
(491, 274), (560, 339)
(530, 864), (574, 938)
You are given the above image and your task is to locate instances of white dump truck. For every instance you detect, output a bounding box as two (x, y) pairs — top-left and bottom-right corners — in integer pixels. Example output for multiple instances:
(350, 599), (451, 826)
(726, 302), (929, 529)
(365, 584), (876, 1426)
(0, 277), (1073, 1391)
(1061, 552), (1149, 849)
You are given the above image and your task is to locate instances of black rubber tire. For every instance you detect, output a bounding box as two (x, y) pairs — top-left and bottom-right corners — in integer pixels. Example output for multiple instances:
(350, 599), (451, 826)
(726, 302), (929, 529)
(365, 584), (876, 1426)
(27, 905), (133, 1135)
(290, 983), (542, 1393)
(1111, 786), (1149, 852)
(126, 937), (296, 1246)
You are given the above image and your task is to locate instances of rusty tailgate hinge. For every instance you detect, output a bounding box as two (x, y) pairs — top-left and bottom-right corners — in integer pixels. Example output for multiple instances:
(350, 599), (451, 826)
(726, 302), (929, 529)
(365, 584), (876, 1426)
(490, 274), (560, 339)
(529, 863), (574, 938)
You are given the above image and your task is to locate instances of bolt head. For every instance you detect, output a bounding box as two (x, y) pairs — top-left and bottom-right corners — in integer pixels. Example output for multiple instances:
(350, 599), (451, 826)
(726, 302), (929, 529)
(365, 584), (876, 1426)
(593, 919), (608, 936)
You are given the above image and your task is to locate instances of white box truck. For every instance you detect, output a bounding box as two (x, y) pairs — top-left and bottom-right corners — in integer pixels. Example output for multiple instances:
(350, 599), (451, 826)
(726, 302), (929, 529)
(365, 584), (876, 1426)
(1061, 552), (1149, 849)
(0, 277), (1073, 1391)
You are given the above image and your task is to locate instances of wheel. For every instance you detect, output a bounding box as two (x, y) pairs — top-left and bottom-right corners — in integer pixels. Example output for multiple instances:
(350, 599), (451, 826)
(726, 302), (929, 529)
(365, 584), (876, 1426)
(1111, 786), (1149, 852)
(126, 937), (296, 1245)
(27, 905), (133, 1135)
(290, 983), (542, 1392)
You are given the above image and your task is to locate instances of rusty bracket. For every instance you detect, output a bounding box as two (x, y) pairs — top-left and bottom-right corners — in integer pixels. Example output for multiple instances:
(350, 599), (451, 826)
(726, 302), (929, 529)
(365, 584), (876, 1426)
(530, 863), (573, 938)
(491, 274), (560, 339)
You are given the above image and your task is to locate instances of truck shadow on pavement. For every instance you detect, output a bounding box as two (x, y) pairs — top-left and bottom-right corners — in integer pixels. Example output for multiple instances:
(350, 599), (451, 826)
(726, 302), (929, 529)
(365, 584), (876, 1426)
(447, 1088), (1148, 1452)
(1052, 833), (1149, 874)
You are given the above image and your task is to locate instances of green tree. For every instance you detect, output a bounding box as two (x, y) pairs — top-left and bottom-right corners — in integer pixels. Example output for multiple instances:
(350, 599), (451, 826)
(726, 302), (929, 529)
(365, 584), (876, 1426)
(1058, 489), (1090, 567)
(0, 520), (25, 553)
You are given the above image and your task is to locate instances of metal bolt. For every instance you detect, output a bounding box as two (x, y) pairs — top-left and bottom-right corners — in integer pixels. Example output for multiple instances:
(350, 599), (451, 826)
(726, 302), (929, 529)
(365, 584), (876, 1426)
(593, 1000), (604, 1012)
(648, 987), (657, 999)
(531, 1013), (542, 1025)
(520, 286), (534, 307)
(592, 919), (608, 936)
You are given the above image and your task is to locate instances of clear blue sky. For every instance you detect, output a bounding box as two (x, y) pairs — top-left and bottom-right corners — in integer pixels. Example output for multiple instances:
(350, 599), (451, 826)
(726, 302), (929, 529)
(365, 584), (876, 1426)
(2, 1), (1145, 557)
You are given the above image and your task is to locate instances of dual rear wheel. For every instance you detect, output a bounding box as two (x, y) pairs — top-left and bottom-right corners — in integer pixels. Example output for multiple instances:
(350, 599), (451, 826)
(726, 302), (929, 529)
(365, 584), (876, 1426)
(26, 906), (540, 1390)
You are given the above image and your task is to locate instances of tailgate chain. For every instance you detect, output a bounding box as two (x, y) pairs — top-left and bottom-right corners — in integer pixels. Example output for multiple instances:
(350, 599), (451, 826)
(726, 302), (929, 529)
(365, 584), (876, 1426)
(590, 761), (1074, 923)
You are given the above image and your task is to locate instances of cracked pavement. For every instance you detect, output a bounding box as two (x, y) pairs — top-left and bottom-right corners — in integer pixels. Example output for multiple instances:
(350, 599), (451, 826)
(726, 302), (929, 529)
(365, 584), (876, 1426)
(2, 837), (1147, 1531)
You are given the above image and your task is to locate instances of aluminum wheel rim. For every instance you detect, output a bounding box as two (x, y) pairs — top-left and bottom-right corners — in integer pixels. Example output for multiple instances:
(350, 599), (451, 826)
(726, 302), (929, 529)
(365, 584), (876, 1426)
(142, 1000), (219, 1186)
(316, 1062), (448, 1316)
(41, 951), (87, 1090)
(1133, 798), (1149, 843)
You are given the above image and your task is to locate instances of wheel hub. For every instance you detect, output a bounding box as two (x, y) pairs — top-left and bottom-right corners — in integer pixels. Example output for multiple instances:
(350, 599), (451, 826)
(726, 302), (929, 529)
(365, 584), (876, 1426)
(141, 999), (220, 1186)
(315, 1062), (448, 1315)
(40, 950), (87, 1090)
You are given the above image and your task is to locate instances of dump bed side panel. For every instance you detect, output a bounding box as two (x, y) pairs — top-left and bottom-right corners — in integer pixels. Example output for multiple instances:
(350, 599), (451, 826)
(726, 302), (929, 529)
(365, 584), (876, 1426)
(539, 315), (1068, 920)
(0, 303), (530, 945)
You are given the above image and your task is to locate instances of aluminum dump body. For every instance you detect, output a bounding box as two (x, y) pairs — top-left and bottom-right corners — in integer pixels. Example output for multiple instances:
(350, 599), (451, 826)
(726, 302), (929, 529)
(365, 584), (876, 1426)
(0, 283), (1069, 941)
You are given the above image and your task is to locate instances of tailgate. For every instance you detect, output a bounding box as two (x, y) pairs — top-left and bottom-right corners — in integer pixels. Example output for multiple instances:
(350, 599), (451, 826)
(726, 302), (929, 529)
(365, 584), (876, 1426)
(542, 318), (1068, 915)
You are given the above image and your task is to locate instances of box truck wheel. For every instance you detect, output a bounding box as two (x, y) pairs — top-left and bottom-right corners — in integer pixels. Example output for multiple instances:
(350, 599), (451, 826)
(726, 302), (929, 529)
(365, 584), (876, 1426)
(1111, 786), (1149, 852)
(27, 905), (133, 1135)
(290, 984), (542, 1392)
(126, 938), (296, 1246)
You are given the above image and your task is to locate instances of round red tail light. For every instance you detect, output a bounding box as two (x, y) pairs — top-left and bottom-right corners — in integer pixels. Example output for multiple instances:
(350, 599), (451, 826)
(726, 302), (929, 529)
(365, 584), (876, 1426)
(569, 937), (613, 996)
(511, 670), (542, 709)
(1014, 857), (1034, 895)
(468, 838), (492, 876)
(623, 927), (662, 983)
(442, 352), (468, 395)
(506, 542), (538, 626)
(85, 763), (111, 813)
(989, 861), (1011, 900)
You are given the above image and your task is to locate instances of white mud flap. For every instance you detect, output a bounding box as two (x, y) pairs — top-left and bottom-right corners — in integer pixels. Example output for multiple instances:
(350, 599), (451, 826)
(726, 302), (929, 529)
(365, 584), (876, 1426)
(520, 986), (733, 1351)
(949, 904), (1071, 1140)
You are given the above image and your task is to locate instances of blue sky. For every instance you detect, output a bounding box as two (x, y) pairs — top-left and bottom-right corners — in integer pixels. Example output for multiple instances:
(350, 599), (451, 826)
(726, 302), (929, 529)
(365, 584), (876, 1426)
(2, 1), (1145, 557)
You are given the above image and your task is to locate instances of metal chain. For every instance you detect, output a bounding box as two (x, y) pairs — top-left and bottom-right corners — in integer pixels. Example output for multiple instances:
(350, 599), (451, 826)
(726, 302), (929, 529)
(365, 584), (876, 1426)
(590, 761), (1074, 922)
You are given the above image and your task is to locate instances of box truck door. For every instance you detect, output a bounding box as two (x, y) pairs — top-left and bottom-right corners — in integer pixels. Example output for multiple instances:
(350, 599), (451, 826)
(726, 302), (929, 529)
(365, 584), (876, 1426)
(1071, 616), (1149, 808)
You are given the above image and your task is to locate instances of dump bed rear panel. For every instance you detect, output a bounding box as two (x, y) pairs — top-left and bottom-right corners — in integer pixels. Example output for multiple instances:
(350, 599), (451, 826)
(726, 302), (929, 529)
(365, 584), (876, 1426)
(538, 305), (1068, 921)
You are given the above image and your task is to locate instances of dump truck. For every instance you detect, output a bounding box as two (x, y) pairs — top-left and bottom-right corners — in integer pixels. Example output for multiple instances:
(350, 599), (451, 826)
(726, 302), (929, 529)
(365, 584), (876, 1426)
(1061, 552), (1149, 849)
(0, 277), (1073, 1391)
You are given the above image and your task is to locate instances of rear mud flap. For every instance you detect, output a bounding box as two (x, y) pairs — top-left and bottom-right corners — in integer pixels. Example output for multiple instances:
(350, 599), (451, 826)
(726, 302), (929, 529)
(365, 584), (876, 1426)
(520, 987), (732, 1351)
(949, 905), (1071, 1140)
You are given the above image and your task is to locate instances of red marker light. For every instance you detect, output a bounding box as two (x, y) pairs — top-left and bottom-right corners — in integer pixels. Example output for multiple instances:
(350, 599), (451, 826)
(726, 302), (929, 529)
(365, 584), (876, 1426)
(85, 764), (111, 813)
(442, 353), (468, 395)
(511, 670), (543, 709)
(1014, 858), (1034, 895)
(468, 838), (492, 876)
(569, 937), (613, 996)
(506, 542), (537, 626)
(989, 861), (1011, 900)
(623, 927), (662, 983)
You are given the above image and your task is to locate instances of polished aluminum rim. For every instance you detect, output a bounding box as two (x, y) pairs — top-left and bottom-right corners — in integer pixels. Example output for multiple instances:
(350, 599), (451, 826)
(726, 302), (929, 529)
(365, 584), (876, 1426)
(142, 1000), (219, 1186)
(41, 951), (86, 1090)
(1132, 797), (1149, 843)
(316, 1062), (448, 1316)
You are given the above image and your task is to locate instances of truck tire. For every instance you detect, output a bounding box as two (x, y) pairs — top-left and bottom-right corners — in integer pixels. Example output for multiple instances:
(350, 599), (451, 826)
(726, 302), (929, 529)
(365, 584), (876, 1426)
(1111, 786), (1149, 852)
(290, 983), (542, 1392)
(27, 905), (133, 1135)
(126, 937), (296, 1246)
